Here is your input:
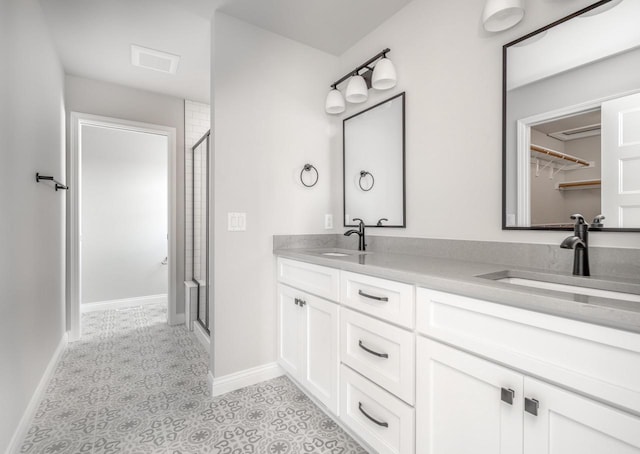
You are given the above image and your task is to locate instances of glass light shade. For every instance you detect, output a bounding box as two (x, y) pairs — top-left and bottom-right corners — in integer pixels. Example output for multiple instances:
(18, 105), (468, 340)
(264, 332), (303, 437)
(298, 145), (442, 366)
(325, 88), (345, 114)
(482, 0), (524, 32)
(345, 75), (368, 103)
(372, 58), (397, 90)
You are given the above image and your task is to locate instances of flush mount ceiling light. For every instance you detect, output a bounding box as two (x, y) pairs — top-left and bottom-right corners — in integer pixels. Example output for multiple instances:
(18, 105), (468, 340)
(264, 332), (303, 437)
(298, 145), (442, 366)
(324, 48), (397, 114)
(482, 0), (525, 32)
(131, 44), (180, 75)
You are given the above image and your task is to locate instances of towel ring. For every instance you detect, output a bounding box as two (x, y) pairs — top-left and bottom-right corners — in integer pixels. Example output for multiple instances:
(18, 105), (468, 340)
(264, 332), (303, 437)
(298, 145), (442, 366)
(300, 164), (319, 187)
(359, 171), (375, 191)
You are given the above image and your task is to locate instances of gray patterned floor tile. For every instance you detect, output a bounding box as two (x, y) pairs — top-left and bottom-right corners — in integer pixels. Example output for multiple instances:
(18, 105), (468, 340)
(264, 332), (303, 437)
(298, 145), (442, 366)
(20, 304), (367, 454)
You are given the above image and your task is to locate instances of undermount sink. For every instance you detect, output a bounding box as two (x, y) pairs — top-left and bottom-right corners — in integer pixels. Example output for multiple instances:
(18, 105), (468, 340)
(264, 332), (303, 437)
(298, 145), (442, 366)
(310, 248), (369, 257)
(479, 270), (640, 303)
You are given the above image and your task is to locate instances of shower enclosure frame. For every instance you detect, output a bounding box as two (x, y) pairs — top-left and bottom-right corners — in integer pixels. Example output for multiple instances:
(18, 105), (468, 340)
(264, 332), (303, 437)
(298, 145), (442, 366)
(188, 130), (211, 334)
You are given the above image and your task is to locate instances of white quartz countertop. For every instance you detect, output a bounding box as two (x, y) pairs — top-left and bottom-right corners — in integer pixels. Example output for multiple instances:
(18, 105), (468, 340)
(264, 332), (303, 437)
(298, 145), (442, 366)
(274, 247), (640, 334)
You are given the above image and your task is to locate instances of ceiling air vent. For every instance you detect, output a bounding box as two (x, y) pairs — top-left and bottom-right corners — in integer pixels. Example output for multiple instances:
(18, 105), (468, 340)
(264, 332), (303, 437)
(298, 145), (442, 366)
(131, 45), (180, 75)
(548, 123), (601, 141)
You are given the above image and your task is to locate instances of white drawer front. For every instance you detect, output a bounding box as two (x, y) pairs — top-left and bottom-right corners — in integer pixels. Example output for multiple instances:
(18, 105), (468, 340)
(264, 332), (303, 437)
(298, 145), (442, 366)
(341, 271), (414, 329)
(416, 287), (640, 415)
(277, 258), (339, 301)
(340, 365), (415, 454)
(341, 308), (415, 404)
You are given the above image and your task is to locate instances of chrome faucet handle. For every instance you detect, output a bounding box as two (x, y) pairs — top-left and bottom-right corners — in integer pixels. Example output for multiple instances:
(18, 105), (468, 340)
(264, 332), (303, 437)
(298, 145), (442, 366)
(592, 215), (605, 227)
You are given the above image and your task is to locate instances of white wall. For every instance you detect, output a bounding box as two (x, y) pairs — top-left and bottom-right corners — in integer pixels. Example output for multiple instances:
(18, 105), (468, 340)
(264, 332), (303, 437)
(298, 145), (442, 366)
(332, 0), (640, 248)
(81, 125), (168, 304)
(211, 13), (338, 376)
(0, 0), (66, 451)
(65, 75), (187, 314)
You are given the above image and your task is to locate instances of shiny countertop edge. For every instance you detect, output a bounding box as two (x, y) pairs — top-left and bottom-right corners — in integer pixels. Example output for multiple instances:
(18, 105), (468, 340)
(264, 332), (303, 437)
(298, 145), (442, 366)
(274, 248), (640, 335)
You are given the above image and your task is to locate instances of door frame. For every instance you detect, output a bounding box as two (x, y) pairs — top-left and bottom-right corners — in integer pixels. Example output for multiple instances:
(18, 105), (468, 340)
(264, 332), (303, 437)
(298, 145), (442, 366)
(515, 89), (640, 227)
(69, 112), (178, 341)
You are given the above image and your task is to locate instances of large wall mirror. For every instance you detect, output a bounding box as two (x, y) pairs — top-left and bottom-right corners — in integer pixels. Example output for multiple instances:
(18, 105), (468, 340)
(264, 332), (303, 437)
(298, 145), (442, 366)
(344, 92), (405, 227)
(503, 0), (640, 231)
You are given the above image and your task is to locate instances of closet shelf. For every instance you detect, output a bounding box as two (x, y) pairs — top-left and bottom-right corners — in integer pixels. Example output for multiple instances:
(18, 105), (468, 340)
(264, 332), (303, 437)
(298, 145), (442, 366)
(555, 179), (601, 190)
(531, 144), (591, 167)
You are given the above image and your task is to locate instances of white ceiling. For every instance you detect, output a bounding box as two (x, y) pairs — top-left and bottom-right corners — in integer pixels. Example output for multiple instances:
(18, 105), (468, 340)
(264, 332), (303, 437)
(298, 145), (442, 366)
(38, 0), (413, 104)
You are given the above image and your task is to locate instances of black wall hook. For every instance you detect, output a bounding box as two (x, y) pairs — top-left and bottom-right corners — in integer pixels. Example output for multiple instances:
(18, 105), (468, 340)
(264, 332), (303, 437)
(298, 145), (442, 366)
(36, 172), (68, 191)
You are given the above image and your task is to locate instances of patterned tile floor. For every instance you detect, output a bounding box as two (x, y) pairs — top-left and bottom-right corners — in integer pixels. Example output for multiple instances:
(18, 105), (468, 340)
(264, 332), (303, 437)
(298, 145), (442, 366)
(20, 303), (367, 454)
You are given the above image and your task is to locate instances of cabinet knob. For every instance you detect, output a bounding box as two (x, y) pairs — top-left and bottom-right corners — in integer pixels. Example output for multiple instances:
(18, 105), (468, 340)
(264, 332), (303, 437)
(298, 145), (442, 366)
(524, 397), (539, 416)
(501, 387), (515, 405)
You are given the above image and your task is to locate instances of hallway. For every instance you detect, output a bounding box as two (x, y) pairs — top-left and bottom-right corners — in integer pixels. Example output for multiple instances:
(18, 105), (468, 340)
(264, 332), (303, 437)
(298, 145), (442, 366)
(20, 304), (365, 453)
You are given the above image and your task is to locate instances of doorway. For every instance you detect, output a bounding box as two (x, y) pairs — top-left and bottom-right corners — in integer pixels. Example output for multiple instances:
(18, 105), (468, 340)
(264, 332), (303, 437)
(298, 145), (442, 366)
(69, 113), (177, 341)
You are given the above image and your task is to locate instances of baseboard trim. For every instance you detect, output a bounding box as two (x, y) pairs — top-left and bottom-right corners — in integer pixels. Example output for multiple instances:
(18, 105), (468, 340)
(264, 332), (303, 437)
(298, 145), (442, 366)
(169, 313), (185, 326)
(193, 322), (210, 351)
(5, 332), (68, 454)
(81, 294), (167, 312)
(210, 363), (284, 397)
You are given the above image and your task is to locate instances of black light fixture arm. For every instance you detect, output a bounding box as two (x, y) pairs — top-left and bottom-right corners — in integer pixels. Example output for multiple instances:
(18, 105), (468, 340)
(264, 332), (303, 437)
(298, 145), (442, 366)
(330, 48), (390, 89)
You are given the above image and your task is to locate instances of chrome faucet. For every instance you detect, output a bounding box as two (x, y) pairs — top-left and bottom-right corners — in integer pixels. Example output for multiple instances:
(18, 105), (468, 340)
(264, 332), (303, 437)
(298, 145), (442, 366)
(560, 214), (590, 276)
(345, 218), (366, 251)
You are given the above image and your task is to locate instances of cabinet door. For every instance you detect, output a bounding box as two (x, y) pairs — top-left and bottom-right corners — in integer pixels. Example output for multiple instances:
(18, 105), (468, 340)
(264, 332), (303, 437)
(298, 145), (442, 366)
(524, 377), (640, 454)
(303, 294), (339, 414)
(277, 284), (303, 380)
(416, 337), (524, 454)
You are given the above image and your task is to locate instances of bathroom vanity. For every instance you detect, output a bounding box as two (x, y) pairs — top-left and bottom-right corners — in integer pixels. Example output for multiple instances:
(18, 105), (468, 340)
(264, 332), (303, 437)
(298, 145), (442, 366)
(274, 248), (640, 454)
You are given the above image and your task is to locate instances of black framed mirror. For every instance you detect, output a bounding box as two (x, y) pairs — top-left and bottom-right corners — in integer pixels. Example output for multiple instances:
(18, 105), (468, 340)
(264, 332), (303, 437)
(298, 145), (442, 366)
(343, 92), (406, 228)
(502, 0), (640, 231)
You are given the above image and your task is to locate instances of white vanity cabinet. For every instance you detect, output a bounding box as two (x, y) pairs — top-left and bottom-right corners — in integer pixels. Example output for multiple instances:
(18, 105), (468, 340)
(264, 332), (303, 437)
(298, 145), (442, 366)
(277, 259), (340, 414)
(416, 288), (640, 454)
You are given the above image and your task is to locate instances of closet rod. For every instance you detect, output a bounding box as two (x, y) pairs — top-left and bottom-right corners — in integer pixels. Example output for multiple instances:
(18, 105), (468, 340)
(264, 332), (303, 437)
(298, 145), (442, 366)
(530, 145), (590, 167)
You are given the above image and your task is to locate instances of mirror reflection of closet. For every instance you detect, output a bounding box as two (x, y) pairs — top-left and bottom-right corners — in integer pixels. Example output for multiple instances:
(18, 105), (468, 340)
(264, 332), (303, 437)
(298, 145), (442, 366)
(343, 92), (406, 227)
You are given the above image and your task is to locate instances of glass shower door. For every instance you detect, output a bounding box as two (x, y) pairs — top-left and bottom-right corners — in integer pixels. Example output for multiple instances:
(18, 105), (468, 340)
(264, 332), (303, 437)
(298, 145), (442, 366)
(192, 131), (210, 333)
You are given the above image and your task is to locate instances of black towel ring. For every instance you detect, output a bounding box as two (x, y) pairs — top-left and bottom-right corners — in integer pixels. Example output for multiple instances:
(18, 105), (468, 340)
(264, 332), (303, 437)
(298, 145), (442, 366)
(300, 164), (319, 187)
(359, 171), (375, 191)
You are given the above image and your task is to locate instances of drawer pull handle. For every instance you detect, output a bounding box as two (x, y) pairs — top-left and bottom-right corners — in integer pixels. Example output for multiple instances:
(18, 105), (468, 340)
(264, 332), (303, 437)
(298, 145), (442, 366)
(501, 387), (514, 405)
(358, 289), (389, 302)
(358, 402), (389, 428)
(358, 340), (389, 358)
(524, 397), (539, 416)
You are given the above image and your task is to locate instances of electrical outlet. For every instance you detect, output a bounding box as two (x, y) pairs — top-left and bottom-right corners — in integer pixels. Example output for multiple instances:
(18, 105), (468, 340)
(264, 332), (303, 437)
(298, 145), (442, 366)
(324, 214), (333, 229)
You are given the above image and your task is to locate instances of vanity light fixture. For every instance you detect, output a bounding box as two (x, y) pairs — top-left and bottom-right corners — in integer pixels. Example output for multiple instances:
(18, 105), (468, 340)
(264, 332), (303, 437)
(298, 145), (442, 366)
(325, 48), (396, 114)
(482, 0), (525, 32)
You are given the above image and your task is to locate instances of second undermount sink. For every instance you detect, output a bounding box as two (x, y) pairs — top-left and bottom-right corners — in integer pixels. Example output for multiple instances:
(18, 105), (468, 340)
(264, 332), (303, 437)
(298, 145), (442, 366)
(311, 248), (370, 257)
(479, 270), (640, 303)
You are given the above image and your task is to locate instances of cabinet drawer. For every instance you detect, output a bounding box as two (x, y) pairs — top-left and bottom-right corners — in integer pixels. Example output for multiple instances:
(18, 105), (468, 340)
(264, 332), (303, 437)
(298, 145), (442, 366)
(341, 308), (415, 404)
(340, 365), (415, 454)
(277, 258), (339, 301)
(341, 271), (414, 328)
(416, 287), (640, 415)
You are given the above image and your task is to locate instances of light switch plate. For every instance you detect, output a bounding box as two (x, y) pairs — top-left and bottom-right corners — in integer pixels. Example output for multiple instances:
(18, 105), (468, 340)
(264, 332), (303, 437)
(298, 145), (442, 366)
(228, 212), (246, 231)
(324, 214), (333, 229)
